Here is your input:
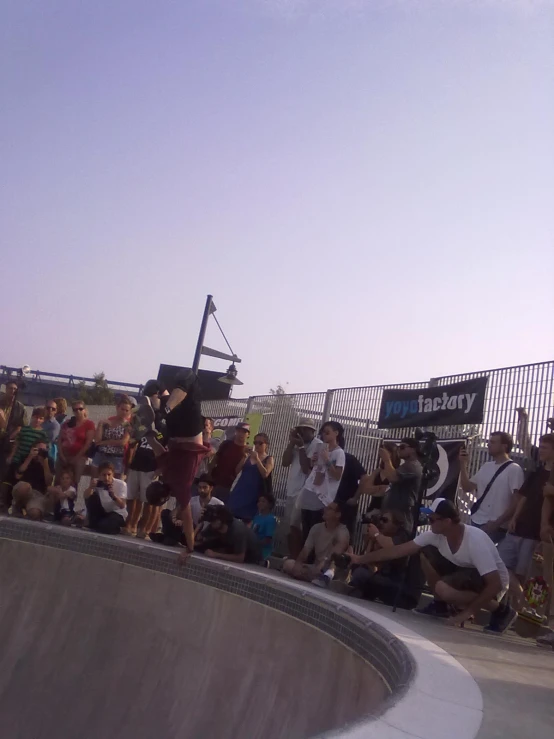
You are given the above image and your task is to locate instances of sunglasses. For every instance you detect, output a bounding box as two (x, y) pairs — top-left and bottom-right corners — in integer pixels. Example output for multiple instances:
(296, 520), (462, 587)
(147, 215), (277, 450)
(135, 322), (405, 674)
(379, 516), (391, 524)
(46, 406), (57, 411)
(73, 407), (85, 412)
(398, 444), (408, 450)
(428, 515), (443, 523)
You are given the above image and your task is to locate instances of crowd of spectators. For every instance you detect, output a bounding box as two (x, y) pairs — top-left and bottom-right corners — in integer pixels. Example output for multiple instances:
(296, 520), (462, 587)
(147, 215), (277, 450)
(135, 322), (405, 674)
(0, 376), (553, 648)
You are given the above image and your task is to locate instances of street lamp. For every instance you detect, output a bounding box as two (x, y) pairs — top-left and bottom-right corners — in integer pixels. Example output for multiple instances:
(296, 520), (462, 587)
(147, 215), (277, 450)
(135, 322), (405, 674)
(192, 294), (243, 385)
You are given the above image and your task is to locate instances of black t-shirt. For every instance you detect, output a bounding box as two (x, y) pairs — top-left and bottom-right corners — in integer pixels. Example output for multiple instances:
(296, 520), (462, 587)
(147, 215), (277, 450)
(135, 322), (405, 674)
(163, 371), (203, 439)
(335, 453), (366, 504)
(18, 458), (54, 494)
(208, 519), (262, 564)
(378, 529), (411, 580)
(130, 436), (158, 473)
(515, 466), (550, 540)
(382, 460), (423, 524)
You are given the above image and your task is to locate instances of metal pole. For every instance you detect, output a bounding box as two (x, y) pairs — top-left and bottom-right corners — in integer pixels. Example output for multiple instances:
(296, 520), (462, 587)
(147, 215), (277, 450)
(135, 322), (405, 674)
(192, 295), (213, 374)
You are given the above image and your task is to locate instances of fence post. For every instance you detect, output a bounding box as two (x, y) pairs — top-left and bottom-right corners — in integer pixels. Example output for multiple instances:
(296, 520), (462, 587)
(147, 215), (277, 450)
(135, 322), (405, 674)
(245, 396), (255, 415)
(321, 389), (334, 423)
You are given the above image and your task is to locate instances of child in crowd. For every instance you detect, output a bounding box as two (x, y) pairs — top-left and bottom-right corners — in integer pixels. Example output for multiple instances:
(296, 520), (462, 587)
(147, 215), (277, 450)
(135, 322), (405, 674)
(252, 493), (277, 561)
(48, 468), (78, 526)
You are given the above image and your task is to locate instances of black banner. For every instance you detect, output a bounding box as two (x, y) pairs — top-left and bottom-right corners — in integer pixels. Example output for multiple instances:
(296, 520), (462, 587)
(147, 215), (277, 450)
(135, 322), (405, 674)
(377, 377), (488, 429)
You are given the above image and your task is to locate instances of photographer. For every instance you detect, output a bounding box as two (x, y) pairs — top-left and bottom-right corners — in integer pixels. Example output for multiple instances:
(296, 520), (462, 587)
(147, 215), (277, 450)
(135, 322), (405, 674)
(282, 501), (349, 583)
(84, 462), (128, 534)
(11, 440), (54, 520)
(379, 439), (422, 528)
(348, 509), (422, 609)
(186, 505), (263, 564)
(350, 499), (514, 630)
(346, 442), (400, 514)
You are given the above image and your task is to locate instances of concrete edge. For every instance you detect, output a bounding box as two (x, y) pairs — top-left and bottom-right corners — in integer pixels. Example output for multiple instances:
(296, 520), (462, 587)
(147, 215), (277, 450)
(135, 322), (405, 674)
(0, 516), (483, 739)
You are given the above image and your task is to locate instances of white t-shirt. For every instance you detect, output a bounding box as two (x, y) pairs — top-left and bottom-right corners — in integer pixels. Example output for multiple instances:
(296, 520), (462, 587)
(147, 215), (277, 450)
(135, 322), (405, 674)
(190, 495), (224, 526)
(470, 460), (524, 525)
(301, 446), (346, 510)
(285, 437), (324, 498)
(414, 525), (509, 590)
(96, 478), (128, 520)
(59, 486), (77, 512)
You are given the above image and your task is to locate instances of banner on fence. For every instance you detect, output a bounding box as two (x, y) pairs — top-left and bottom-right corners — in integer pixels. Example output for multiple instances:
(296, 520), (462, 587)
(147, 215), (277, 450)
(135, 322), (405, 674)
(377, 377), (488, 428)
(211, 413), (262, 442)
(422, 439), (466, 502)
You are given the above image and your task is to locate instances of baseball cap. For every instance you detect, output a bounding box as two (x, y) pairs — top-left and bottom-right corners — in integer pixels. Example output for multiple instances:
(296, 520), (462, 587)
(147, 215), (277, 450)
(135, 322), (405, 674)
(236, 422), (250, 432)
(420, 498), (459, 519)
(400, 437), (420, 450)
(297, 417), (317, 431)
(143, 379), (162, 398)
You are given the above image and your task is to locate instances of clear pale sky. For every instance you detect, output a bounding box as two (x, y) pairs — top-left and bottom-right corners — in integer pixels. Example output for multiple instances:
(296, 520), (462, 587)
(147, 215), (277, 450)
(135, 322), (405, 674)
(2, 0), (553, 397)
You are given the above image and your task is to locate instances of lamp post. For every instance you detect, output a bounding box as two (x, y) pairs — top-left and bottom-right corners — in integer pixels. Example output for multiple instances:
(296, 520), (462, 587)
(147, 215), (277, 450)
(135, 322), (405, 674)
(191, 294), (243, 385)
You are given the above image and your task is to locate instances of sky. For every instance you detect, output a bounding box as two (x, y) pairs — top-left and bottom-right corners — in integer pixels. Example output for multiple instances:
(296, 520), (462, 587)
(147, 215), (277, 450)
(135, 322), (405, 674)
(1, 0), (553, 397)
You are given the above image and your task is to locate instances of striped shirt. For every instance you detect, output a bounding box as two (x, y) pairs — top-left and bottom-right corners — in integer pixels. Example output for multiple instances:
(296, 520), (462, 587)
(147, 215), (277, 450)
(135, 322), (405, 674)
(13, 426), (49, 464)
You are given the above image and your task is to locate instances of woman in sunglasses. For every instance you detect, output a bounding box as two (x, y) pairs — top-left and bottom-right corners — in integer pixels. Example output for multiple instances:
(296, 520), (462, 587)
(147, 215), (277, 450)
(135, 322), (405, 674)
(349, 509), (422, 609)
(228, 433), (274, 522)
(57, 402), (96, 484)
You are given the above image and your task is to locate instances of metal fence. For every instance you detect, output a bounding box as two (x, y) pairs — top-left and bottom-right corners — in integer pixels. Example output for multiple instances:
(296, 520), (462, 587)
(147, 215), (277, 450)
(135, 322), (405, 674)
(200, 360), (554, 522)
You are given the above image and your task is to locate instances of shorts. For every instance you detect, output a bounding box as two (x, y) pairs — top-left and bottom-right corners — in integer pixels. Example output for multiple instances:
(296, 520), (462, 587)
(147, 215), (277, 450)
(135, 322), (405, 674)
(126, 469), (157, 502)
(284, 495), (302, 530)
(92, 452), (124, 475)
(26, 493), (47, 515)
(497, 533), (538, 578)
(422, 546), (486, 593)
(157, 440), (209, 508)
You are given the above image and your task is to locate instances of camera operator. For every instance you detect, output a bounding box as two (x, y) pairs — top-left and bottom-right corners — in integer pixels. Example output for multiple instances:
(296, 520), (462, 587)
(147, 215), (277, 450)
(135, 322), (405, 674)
(348, 509), (422, 609)
(184, 505), (263, 565)
(84, 462), (128, 534)
(11, 440), (54, 520)
(379, 438), (422, 528)
(282, 501), (349, 583)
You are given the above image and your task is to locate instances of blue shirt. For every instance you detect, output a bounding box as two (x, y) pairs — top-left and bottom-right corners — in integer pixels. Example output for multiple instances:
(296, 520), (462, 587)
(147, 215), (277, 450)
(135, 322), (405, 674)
(252, 513), (277, 560)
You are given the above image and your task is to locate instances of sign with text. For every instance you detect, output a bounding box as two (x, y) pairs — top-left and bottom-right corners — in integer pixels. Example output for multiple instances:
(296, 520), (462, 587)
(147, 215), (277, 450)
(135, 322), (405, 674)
(378, 377), (488, 429)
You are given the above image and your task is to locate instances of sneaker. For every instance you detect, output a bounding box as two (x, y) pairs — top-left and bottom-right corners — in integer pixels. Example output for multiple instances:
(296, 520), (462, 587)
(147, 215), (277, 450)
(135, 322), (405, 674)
(413, 600), (450, 618)
(312, 574), (331, 588)
(484, 604), (517, 634)
(536, 631), (554, 650)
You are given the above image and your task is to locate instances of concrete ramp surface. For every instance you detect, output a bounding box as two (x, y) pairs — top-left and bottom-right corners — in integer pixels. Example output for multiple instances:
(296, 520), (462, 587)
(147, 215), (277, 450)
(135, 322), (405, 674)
(0, 539), (387, 739)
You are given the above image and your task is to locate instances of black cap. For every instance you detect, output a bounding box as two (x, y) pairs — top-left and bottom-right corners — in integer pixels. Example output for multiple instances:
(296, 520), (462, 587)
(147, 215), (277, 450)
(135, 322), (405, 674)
(400, 437), (420, 450)
(143, 380), (162, 398)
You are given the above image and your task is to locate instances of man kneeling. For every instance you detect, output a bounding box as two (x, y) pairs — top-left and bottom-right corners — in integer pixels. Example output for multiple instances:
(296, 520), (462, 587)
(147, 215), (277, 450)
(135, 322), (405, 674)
(349, 498), (514, 631)
(283, 501), (349, 584)
(84, 462), (128, 534)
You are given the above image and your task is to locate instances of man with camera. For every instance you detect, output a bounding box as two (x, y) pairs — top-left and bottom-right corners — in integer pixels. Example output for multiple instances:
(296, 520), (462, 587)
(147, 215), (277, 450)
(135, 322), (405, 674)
(282, 501), (349, 583)
(84, 461), (128, 535)
(282, 418), (323, 557)
(347, 509), (423, 609)
(379, 438), (423, 528)
(11, 440), (54, 520)
(349, 498), (514, 631)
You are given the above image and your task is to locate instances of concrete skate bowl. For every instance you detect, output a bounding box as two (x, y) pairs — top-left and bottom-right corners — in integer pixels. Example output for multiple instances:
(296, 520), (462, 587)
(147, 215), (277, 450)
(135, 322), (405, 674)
(0, 519), (415, 739)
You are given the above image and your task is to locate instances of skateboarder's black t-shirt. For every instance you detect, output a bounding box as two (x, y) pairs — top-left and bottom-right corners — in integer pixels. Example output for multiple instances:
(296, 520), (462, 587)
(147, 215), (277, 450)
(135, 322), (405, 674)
(164, 371), (203, 439)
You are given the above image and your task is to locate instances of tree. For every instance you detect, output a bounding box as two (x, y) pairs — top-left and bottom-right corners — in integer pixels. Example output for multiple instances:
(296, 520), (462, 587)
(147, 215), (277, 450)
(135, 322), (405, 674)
(77, 372), (115, 405)
(269, 384), (287, 396)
